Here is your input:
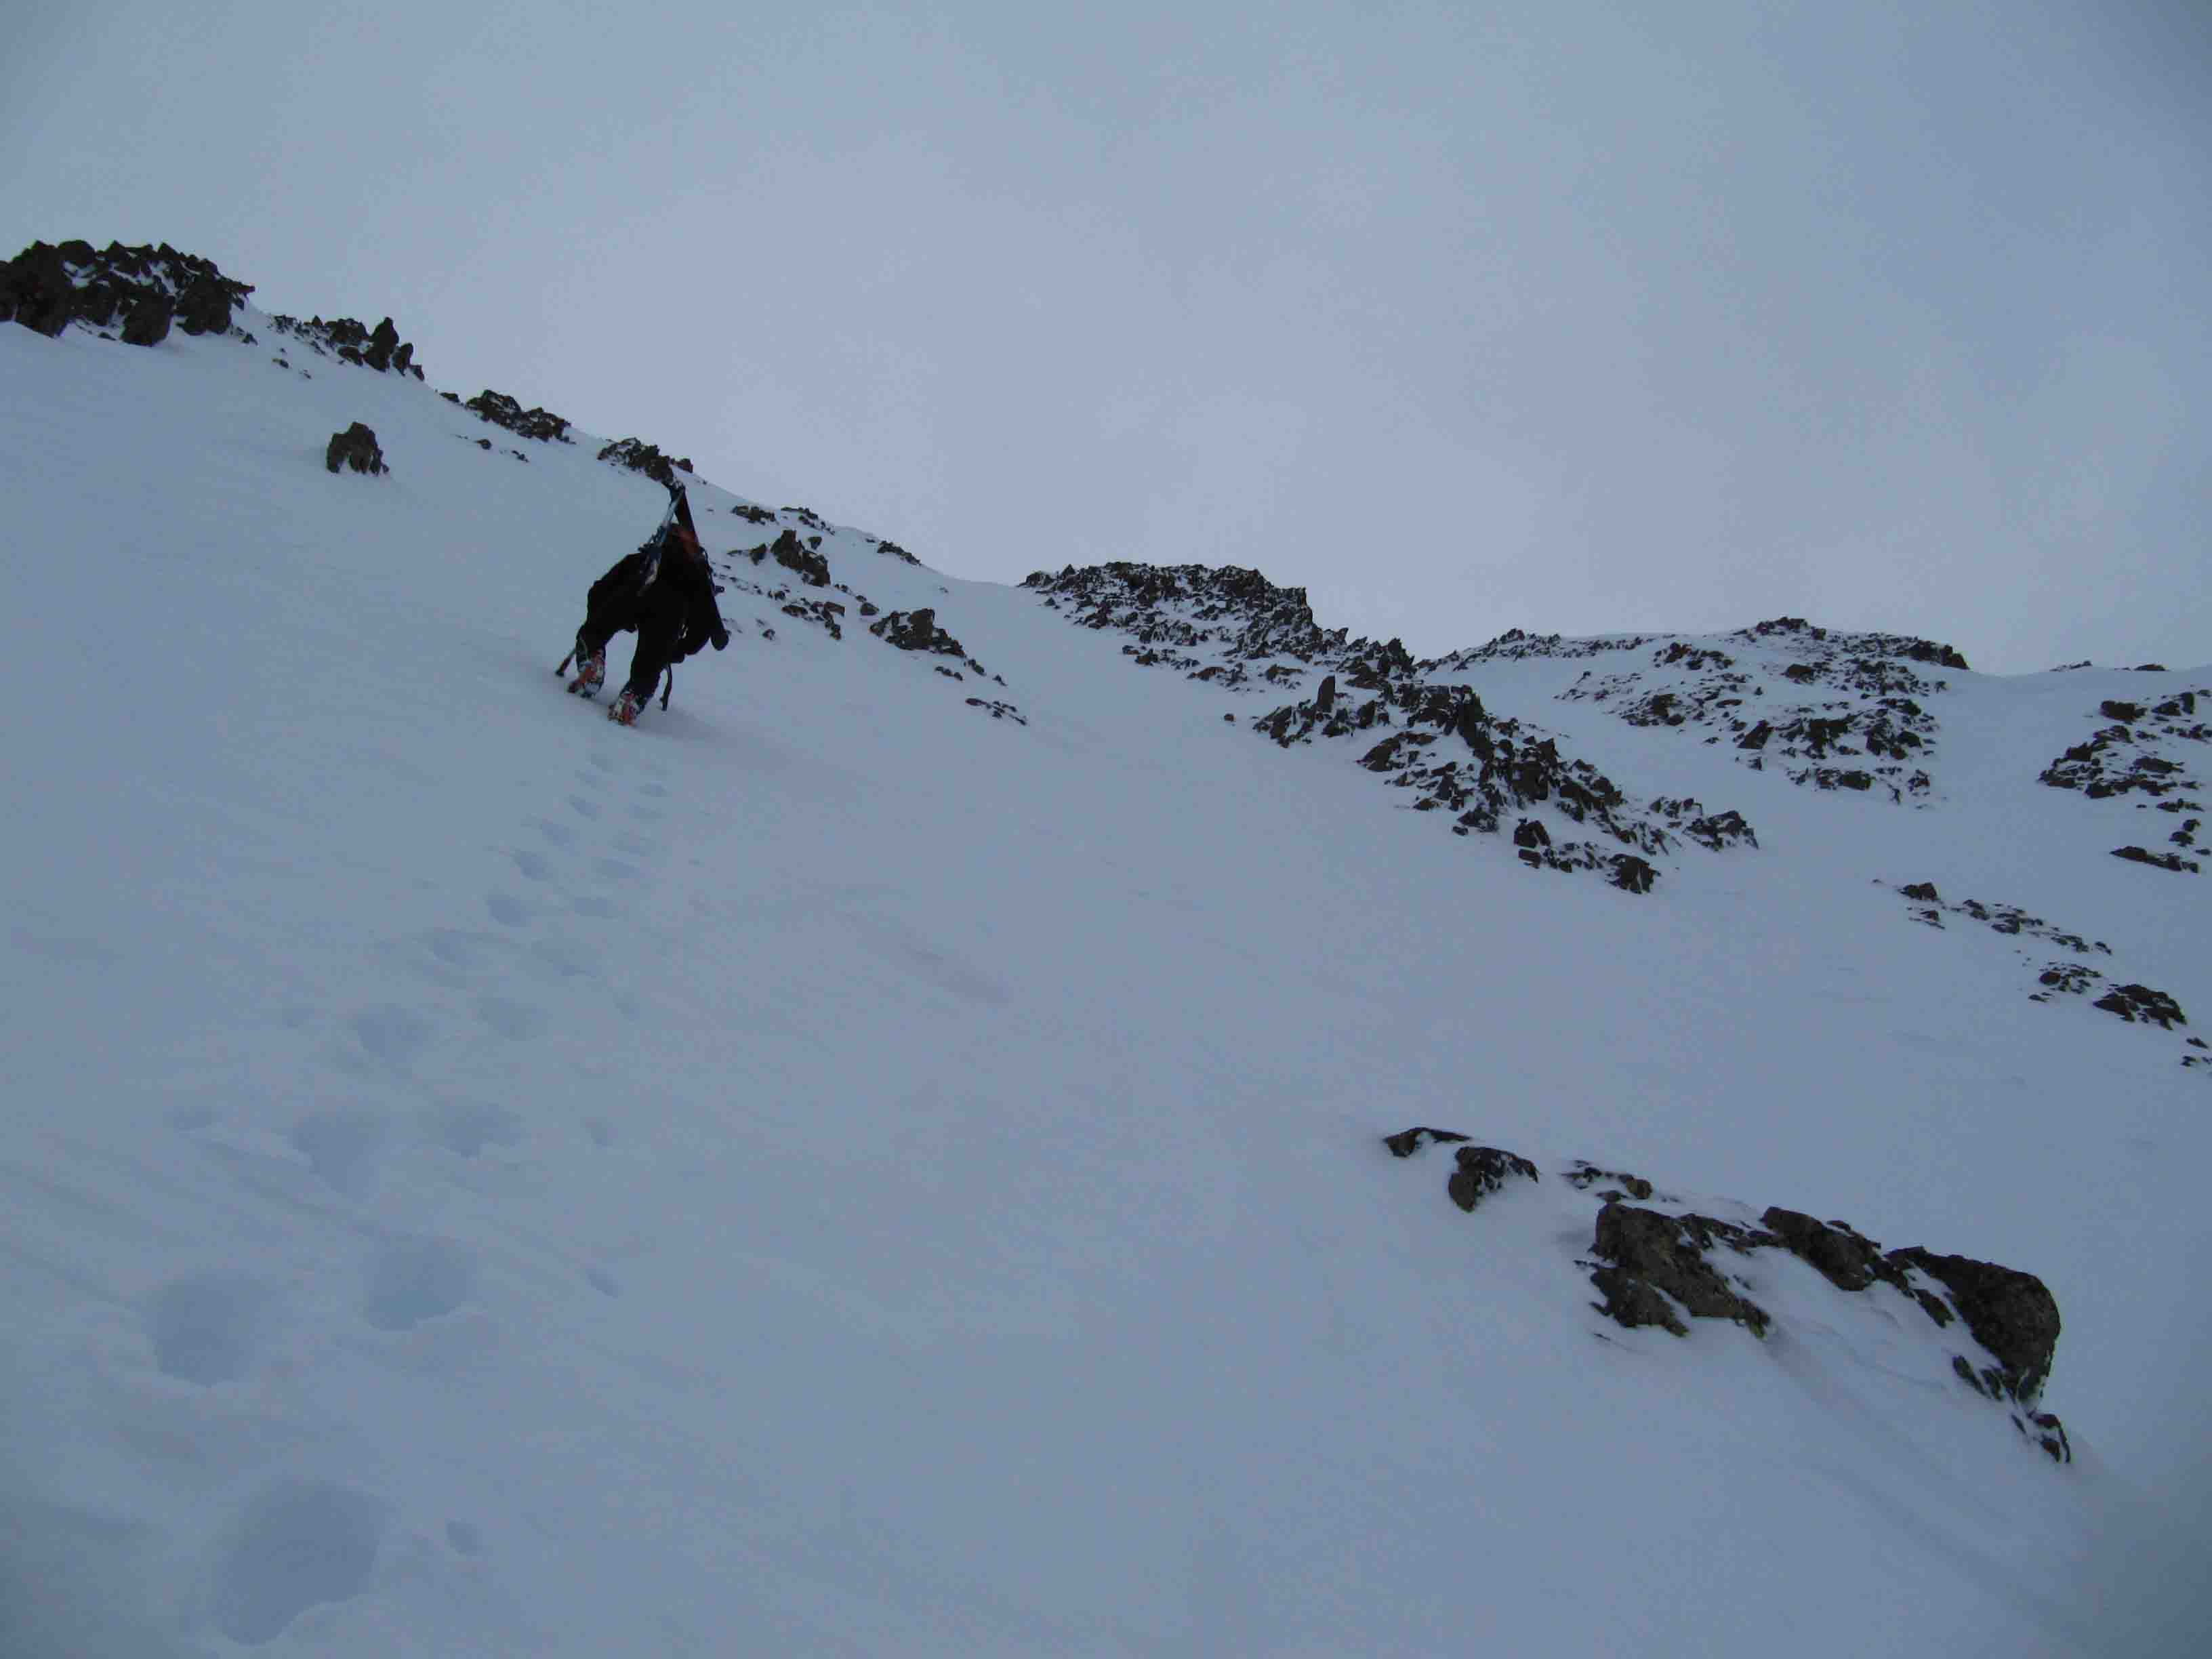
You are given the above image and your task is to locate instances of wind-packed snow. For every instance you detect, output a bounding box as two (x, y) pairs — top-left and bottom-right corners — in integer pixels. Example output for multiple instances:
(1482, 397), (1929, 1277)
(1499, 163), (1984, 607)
(2, 301), (2207, 1656)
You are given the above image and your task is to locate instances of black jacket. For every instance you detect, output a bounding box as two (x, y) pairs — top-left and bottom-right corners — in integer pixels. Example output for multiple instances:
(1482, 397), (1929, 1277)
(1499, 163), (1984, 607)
(588, 539), (729, 657)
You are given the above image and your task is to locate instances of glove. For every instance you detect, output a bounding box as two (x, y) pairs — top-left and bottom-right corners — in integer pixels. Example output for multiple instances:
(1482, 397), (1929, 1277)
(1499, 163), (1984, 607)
(712, 626), (731, 651)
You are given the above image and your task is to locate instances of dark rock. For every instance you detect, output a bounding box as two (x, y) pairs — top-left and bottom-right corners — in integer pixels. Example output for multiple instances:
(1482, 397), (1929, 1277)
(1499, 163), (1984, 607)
(770, 528), (831, 587)
(1446, 1146), (1540, 1212)
(1511, 819), (1551, 866)
(325, 422), (386, 476)
(4, 242), (74, 335)
(2100, 700), (2146, 723)
(174, 272), (234, 335)
(2112, 845), (2200, 874)
(596, 437), (686, 487)
(1589, 1203), (1771, 1336)
(1563, 1162), (1653, 1201)
(464, 390), (572, 443)
(362, 316), (399, 371)
(869, 608), (970, 659)
(120, 291), (173, 346)
(1888, 1247), (2060, 1402)
(1381, 1127), (1471, 1159)
(1610, 855), (1657, 894)
(2091, 983), (2188, 1029)
(2030, 1412), (2072, 1463)
(1900, 881), (1941, 903)
(1759, 1208), (1907, 1294)
(269, 310), (424, 377)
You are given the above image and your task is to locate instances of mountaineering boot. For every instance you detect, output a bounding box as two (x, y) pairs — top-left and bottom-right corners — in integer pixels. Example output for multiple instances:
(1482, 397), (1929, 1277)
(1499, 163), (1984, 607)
(609, 686), (646, 726)
(571, 633), (605, 696)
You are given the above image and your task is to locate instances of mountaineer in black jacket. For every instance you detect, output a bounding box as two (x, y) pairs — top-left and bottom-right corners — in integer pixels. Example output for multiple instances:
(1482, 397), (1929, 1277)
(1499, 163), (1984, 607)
(569, 489), (730, 725)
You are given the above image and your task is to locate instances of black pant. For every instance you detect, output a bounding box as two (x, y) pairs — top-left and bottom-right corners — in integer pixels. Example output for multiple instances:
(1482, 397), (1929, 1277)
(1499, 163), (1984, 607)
(579, 562), (691, 701)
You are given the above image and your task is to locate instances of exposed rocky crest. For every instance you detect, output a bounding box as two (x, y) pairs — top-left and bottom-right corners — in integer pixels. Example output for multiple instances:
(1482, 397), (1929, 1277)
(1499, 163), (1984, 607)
(1549, 617), (1967, 804)
(2038, 691), (2208, 803)
(5, 239), (255, 342)
(269, 313), (422, 377)
(449, 390), (573, 444)
(597, 437), (693, 487)
(1026, 561), (1756, 893)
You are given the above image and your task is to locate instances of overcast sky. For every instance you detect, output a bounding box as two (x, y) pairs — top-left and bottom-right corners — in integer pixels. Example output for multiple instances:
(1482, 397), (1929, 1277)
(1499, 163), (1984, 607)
(6, 1), (2207, 672)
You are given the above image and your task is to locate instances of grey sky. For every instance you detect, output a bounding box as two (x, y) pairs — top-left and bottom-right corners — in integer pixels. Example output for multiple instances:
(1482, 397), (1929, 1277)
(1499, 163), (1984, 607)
(6, 1), (2206, 672)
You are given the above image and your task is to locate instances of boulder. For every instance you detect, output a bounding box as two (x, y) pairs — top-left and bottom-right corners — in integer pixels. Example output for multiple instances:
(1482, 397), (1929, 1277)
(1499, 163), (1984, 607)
(5, 243), (74, 336)
(1446, 1146), (1539, 1213)
(175, 272), (234, 335)
(1887, 1247), (2060, 1402)
(363, 316), (400, 371)
(2091, 982), (2188, 1028)
(120, 291), (174, 347)
(325, 422), (387, 476)
(770, 528), (831, 587)
(1380, 1126), (1472, 1158)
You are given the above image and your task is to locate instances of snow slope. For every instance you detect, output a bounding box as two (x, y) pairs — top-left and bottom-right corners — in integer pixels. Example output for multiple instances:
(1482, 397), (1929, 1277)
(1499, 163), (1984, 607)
(2, 285), (2207, 1656)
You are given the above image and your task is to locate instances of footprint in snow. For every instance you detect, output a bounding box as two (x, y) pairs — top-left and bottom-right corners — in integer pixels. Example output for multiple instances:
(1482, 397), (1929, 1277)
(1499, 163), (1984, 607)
(145, 1269), (283, 1386)
(211, 1480), (387, 1645)
(291, 1109), (388, 1197)
(420, 1099), (520, 1158)
(349, 1004), (434, 1068)
(362, 1237), (476, 1331)
(474, 993), (545, 1040)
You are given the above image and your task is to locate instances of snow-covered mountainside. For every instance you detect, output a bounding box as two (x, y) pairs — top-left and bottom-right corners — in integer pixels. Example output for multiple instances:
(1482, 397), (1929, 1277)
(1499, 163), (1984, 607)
(3, 241), (2206, 1655)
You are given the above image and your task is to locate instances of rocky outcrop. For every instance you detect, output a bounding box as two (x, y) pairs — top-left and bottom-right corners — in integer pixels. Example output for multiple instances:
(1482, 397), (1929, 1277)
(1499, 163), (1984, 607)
(2091, 983), (2188, 1029)
(2039, 690), (2207, 802)
(2112, 844), (2200, 875)
(1887, 1248), (2062, 1404)
(1380, 1130), (1538, 1214)
(1562, 1162), (1656, 1202)
(325, 423), (387, 476)
(5, 240), (255, 340)
(749, 529), (830, 588)
(1879, 880), (2202, 1071)
(1554, 619), (1961, 804)
(1264, 670), (1732, 893)
(597, 438), (691, 487)
(1446, 1147), (1540, 1212)
(867, 608), (1002, 684)
(268, 314), (422, 377)
(1384, 1131), (2070, 1458)
(1382, 1127), (1472, 1158)
(1026, 562), (1755, 893)
(459, 390), (573, 444)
